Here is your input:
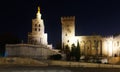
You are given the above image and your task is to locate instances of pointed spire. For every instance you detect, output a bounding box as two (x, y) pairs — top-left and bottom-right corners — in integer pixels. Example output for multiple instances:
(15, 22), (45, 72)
(36, 6), (41, 19)
(37, 6), (40, 13)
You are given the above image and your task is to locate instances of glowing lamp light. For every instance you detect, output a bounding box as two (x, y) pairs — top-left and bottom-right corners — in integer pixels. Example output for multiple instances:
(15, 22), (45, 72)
(69, 36), (77, 46)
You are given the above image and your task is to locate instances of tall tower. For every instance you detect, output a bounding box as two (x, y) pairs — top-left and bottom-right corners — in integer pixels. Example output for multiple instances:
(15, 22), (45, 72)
(28, 6), (48, 45)
(61, 16), (76, 49)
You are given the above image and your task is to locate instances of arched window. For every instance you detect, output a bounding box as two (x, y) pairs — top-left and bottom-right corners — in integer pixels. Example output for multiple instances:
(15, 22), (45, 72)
(117, 41), (119, 46)
(39, 28), (40, 31)
(35, 28), (37, 31)
(39, 24), (40, 27)
(35, 24), (37, 27)
(67, 40), (69, 43)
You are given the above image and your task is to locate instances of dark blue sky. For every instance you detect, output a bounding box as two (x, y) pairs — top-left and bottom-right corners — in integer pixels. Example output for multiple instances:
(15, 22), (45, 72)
(0, 0), (120, 47)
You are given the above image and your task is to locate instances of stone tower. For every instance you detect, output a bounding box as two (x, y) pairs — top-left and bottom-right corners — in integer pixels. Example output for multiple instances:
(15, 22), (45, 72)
(61, 16), (76, 49)
(28, 6), (48, 45)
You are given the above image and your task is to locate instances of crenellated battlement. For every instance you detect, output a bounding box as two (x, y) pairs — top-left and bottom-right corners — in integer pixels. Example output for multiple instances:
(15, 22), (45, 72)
(61, 16), (75, 21)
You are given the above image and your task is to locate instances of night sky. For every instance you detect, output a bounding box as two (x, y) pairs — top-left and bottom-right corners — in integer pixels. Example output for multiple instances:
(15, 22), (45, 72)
(0, 0), (120, 47)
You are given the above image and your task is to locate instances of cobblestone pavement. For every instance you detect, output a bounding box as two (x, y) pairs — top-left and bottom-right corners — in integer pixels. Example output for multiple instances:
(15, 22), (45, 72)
(0, 66), (120, 72)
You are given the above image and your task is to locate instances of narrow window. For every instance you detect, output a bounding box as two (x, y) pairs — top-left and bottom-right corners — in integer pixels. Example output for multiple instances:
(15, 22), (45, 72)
(35, 24), (37, 27)
(67, 25), (69, 27)
(39, 28), (40, 31)
(39, 24), (40, 27)
(67, 40), (69, 43)
(117, 41), (119, 46)
(65, 33), (67, 36)
(35, 28), (37, 31)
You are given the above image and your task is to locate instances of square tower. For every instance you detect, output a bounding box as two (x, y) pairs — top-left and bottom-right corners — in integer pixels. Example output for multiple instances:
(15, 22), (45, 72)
(28, 6), (48, 45)
(61, 16), (76, 48)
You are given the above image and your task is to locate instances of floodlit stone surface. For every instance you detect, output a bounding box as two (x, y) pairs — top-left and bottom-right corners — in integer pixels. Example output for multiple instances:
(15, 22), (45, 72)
(61, 16), (120, 57)
(28, 6), (48, 45)
(5, 7), (59, 59)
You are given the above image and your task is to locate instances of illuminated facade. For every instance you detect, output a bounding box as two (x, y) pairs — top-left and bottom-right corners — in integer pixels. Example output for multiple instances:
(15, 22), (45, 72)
(5, 6), (58, 59)
(28, 7), (48, 45)
(61, 16), (120, 57)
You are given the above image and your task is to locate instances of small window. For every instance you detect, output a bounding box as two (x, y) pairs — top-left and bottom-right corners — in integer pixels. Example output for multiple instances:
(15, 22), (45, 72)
(40, 38), (41, 43)
(35, 24), (37, 27)
(67, 40), (69, 43)
(117, 41), (119, 46)
(39, 24), (40, 27)
(65, 33), (67, 36)
(39, 29), (40, 31)
(88, 47), (89, 49)
(35, 28), (37, 31)
(67, 25), (69, 27)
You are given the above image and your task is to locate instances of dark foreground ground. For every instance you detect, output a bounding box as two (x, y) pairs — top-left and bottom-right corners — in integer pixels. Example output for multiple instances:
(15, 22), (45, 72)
(0, 66), (120, 72)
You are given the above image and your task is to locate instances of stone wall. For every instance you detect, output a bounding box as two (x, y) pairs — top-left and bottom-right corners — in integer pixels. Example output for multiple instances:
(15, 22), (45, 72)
(0, 57), (48, 66)
(49, 60), (120, 68)
(6, 44), (59, 60)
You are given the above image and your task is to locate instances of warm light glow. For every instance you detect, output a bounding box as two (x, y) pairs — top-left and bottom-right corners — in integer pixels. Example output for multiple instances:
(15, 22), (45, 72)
(108, 40), (113, 56)
(102, 37), (120, 57)
(36, 6), (41, 19)
(103, 37), (113, 57)
(66, 36), (78, 50)
(70, 36), (77, 46)
(38, 6), (40, 13)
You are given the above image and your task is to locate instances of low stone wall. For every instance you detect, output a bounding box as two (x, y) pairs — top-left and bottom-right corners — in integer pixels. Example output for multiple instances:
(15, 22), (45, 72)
(0, 57), (48, 66)
(109, 57), (120, 64)
(49, 60), (120, 68)
(1, 58), (120, 68)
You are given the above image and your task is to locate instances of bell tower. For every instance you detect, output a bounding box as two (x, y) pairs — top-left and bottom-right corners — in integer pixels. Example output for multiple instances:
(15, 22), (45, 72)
(32, 6), (44, 35)
(28, 6), (48, 45)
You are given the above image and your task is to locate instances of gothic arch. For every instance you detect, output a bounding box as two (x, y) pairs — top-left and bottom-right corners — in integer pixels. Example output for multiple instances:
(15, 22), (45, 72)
(80, 41), (85, 55)
(93, 40), (100, 56)
(99, 40), (102, 56)
(85, 40), (92, 56)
